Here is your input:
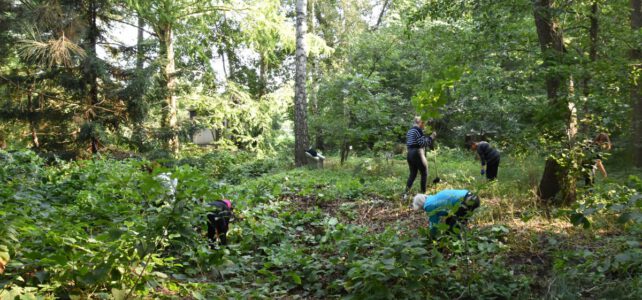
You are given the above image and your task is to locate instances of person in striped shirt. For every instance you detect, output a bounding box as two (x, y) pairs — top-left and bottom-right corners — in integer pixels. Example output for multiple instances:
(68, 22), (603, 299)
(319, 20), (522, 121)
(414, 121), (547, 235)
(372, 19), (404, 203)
(405, 117), (435, 196)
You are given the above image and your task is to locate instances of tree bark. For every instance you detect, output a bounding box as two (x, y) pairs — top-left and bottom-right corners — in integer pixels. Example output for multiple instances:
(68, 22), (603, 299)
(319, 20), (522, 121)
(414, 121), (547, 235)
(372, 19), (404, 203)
(27, 87), (39, 148)
(294, 0), (310, 167)
(137, 16), (145, 70)
(131, 15), (146, 151)
(581, 1), (598, 132)
(632, 0), (642, 166)
(533, 0), (565, 102)
(373, 0), (390, 30)
(534, 0), (575, 203)
(258, 53), (267, 99)
(538, 159), (562, 200)
(340, 141), (349, 165)
(159, 24), (180, 154)
(87, 0), (99, 154)
(308, 0), (323, 150)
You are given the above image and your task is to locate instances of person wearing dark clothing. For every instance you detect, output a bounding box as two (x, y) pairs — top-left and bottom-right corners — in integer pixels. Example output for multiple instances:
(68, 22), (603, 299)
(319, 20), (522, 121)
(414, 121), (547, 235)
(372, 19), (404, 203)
(405, 117), (434, 195)
(306, 148), (318, 157)
(306, 148), (325, 159)
(207, 199), (233, 248)
(472, 141), (500, 180)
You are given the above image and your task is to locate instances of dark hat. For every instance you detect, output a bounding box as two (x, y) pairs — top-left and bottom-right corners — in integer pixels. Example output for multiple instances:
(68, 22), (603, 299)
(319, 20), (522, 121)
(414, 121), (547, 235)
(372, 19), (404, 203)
(462, 193), (480, 210)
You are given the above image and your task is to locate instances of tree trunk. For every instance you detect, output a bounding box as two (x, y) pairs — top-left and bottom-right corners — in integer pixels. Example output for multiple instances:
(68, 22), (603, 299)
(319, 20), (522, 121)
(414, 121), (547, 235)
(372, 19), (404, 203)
(340, 141), (349, 165)
(632, 0), (642, 167)
(258, 53), (267, 99)
(538, 159), (562, 200)
(27, 87), (39, 148)
(159, 24), (180, 154)
(373, 0), (390, 30)
(137, 16), (145, 69)
(131, 15), (146, 151)
(565, 76), (578, 203)
(87, 0), (99, 154)
(533, 0), (565, 102)
(581, 1), (598, 134)
(534, 0), (575, 203)
(308, 0), (323, 150)
(294, 0), (310, 167)
(567, 77), (578, 143)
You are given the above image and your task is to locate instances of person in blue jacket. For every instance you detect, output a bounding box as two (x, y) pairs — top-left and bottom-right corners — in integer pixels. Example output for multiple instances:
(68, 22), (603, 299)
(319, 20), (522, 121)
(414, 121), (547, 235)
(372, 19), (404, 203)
(412, 189), (480, 233)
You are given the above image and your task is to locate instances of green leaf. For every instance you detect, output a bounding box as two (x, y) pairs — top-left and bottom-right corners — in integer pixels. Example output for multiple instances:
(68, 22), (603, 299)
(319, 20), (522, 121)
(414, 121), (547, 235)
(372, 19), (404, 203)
(288, 271), (302, 285)
(192, 291), (206, 300)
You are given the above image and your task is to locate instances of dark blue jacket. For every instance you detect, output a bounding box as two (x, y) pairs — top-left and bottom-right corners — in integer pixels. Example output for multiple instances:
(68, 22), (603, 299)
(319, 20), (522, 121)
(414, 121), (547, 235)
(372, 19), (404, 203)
(477, 141), (500, 166)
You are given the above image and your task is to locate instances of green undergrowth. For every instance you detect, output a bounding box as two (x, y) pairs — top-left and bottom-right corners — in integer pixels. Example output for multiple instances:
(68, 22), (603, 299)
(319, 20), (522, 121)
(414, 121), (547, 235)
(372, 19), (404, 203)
(1, 149), (640, 299)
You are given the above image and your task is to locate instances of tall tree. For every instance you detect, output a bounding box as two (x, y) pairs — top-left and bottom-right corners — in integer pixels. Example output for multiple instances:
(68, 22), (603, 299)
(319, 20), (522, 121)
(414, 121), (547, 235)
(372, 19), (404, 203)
(632, 0), (642, 166)
(308, 0), (323, 150)
(294, 0), (310, 166)
(581, 1), (599, 108)
(85, 0), (100, 153)
(128, 0), (229, 155)
(533, 0), (578, 203)
(2, 0), (122, 154)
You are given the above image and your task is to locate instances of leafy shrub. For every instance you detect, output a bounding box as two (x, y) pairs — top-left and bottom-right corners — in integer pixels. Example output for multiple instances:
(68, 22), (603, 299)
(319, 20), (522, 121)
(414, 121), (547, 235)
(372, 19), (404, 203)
(0, 151), (229, 298)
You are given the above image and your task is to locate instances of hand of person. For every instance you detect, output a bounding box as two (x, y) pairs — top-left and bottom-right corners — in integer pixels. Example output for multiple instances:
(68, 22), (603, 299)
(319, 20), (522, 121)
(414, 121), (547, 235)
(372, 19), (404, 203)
(431, 132), (437, 139)
(481, 169), (485, 175)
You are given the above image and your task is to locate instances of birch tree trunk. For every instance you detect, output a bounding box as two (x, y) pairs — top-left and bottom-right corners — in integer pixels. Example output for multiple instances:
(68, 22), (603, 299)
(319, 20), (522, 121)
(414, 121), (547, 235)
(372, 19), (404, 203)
(308, 0), (323, 150)
(27, 87), (39, 148)
(294, 0), (310, 167)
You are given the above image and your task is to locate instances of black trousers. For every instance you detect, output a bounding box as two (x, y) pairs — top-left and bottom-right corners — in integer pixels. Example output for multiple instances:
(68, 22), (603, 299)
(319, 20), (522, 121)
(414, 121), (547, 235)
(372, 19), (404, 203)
(486, 158), (500, 180)
(207, 213), (229, 247)
(207, 202), (232, 247)
(406, 147), (427, 193)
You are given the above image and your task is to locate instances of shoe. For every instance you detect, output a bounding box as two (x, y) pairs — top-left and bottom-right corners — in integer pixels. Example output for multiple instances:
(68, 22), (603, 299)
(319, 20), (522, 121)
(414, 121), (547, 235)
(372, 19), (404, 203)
(403, 193), (408, 201)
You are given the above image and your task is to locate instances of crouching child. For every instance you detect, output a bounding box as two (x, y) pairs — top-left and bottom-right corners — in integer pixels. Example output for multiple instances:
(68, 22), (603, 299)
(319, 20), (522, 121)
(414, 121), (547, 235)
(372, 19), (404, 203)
(412, 189), (480, 235)
(207, 199), (233, 248)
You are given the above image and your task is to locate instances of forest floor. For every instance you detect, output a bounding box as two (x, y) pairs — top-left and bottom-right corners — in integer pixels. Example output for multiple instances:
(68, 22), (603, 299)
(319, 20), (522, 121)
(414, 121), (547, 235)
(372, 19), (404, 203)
(240, 150), (641, 298)
(2, 149), (639, 299)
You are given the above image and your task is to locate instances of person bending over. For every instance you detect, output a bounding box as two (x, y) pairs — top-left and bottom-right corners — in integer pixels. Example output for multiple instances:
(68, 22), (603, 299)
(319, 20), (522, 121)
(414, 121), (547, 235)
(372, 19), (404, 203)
(412, 189), (480, 234)
(207, 199), (233, 248)
(471, 141), (500, 180)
